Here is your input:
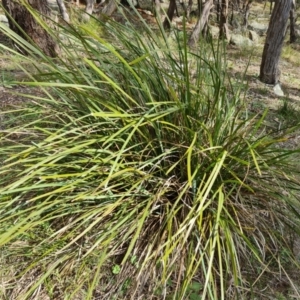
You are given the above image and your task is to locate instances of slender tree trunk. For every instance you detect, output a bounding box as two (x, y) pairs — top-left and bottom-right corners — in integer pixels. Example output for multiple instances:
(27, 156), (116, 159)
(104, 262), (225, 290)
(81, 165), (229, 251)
(82, 0), (95, 21)
(216, 0), (221, 22)
(188, 0), (213, 48)
(186, 0), (193, 19)
(2, 0), (59, 57)
(229, 0), (234, 25)
(178, 0), (193, 19)
(243, 0), (252, 27)
(219, 0), (230, 40)
(163, 0), (176, 30)
(289, 1), (297, 43)
(56, 0), (70, 22)
(179, 0), (187, 16)
(86, 0), (94, 15)
(260, 0), (293, 84)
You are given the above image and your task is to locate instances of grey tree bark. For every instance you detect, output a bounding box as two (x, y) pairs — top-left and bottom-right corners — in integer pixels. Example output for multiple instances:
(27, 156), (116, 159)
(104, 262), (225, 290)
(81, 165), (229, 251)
(188, 0), (213, 48)
(186, 0), (194, 19)
(56, 0), (70, 22)
(243, 0), (252, 27)
(82, 0), (96, 21)
(259, 0), (292, 84)
(86, 0), (95, 15)
(2, 0), (59, 57)
(178, 0), (193, 19)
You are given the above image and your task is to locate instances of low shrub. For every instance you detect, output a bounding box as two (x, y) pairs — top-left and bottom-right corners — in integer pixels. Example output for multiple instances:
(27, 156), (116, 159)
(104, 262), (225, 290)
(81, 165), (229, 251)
(0, 8), (300, 299)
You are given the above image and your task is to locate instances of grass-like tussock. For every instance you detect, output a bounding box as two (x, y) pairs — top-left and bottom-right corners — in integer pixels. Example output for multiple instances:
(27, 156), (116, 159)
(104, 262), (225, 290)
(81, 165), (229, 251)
(0, 6), (300, 299)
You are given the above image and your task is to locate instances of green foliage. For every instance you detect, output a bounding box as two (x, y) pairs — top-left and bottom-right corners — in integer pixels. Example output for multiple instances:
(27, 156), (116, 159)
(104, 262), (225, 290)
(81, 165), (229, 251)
(112, 265), (121, 275)
(0, 7), (300, 300)
(0, 70), (15, 88)
(278, 98), (300, 127)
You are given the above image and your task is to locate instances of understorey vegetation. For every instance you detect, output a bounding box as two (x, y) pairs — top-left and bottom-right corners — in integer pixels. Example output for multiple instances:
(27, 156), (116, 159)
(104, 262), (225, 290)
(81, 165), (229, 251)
(0, 4), (300, 300)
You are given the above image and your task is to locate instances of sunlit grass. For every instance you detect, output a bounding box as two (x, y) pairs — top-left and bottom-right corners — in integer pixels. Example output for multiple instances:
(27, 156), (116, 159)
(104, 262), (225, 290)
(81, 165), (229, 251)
(282, 44), (300, 67)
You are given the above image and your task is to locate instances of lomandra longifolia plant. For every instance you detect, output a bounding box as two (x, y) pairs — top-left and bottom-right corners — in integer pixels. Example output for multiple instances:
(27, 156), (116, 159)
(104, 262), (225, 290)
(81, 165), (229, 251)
(0, 4), (300, 299)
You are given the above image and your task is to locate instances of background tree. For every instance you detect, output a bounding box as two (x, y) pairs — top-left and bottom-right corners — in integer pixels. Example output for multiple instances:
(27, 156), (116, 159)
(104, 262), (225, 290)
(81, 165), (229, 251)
(259, 0), (293, 84)
(188, 0), (213, 47)
(56, 0), (70, 22)
(185, 0), (194, 19)
(163, 0), (176, 30)
(290, 0), (297, 43)
(2, 0), (59, 57)
(243, 0), (252, 27)
(101, 0), (121, 18)
(219, 0), (229, 39)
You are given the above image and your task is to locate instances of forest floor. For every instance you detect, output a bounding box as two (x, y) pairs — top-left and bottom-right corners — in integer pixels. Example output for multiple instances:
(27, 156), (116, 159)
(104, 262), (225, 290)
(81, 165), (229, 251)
(0, 1), (300, 299)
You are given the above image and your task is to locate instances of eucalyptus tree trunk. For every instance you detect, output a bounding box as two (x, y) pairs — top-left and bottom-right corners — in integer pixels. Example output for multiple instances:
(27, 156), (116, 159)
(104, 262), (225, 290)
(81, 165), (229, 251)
(86, 0), (95, 15)
(243, 0), (252, 27)
(216, 0), (220, 22)
(56, 0), (70, 22)
(163, 0), (176, 30)
(81, 0), (95, 21)
(259, 0), (292, 84)
(177, 0), (193, 19)
(188, 0), (213, 48)
(219, 0), (229, 40)
(2, 0), (59, 57)
(186, 0), (194, 19)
